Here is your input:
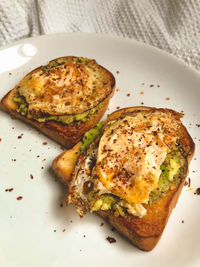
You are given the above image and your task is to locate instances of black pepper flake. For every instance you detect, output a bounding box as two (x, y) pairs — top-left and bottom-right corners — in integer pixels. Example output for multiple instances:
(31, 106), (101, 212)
(194, 188), (200, 195)
(106, 236), (116, 243)
(196, 124), (200, 128)
(100, 222), (104, 227)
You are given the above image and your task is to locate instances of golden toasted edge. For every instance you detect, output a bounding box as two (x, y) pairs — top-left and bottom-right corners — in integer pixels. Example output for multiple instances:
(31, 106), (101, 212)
(51, 106), (195, 251)
(52, 142), (82, 185)
(107, 106), (183, 122)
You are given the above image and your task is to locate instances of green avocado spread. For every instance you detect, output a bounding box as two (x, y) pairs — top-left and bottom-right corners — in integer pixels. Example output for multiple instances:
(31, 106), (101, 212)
(149, 145), (186, 203)
(13, 91), (102, 124)
(80, 122), (102, 152)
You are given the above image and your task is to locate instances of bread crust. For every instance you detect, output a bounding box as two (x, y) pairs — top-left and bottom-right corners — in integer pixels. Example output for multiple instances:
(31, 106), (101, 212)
(52, 106), (195, 250)
(0, 57), (115, 148)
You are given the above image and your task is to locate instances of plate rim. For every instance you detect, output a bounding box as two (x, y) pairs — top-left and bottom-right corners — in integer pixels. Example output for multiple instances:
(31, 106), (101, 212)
(1, 32), (200, 79)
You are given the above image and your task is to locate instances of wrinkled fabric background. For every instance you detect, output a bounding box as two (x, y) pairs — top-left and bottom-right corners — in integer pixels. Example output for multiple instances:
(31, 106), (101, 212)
(0, 0), (200, 71)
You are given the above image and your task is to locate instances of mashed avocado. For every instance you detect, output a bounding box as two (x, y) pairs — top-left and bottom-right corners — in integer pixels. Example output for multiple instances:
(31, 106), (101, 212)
(90, 194), (125, 216)
(149, 146), (186, 203)
(13, 91), (102, 124)
(80, 122), (102, 152)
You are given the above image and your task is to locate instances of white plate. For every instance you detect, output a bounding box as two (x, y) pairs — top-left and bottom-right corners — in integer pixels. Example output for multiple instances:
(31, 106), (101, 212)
(0, 33), (200, 267)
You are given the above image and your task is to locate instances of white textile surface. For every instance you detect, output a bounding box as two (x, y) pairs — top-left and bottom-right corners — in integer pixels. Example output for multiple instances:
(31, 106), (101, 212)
(0, 0), (200, 71)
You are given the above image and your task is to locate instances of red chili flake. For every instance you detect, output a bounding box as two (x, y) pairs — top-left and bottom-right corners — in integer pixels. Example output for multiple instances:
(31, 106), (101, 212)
(0, 138), (2, 142)
(42, 158), (46, 162)
(165, 97), (170, 101)
(126, 93), (130, 97)
(16, 196), (23, 200)
(60, 146), (65, 151)
(116, 71), (120, 74)
(62, 229), (66, 232)
(184, 181), (188, 186)
(30, 174), (34, 179)
(150, 84), (154, 87)
(116, 88), (120, 92)
(100, 222), (104, 227)
(17, 134), (24, 139)
(157, 85), (160, 88)
(106, 236), (116, 243)
(196, 124), (200, 128)
(116, 106), (120, 110)
(140, 91), (144, 95)
(181, 220), (184, 223)
(5, 188), (14, 192)
(42, 142), (47, 145)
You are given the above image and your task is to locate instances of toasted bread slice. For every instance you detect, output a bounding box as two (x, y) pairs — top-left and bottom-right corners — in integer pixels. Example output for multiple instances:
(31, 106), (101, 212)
(0, 57), (115, 148)
(52, 106), (195, 251)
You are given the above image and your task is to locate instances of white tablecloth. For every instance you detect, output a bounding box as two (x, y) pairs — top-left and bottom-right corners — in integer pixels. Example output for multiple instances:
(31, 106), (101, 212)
(0, 0), (200, 71)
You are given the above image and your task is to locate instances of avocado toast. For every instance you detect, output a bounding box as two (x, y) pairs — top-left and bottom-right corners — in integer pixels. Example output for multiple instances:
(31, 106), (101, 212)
(52, 106), (195, 251)
(0, 56), (115, 148)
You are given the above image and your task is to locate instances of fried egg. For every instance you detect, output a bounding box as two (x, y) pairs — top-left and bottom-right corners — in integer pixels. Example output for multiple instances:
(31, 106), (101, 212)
(96, 111), (179, 205)
(17, 57), (114, 118)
